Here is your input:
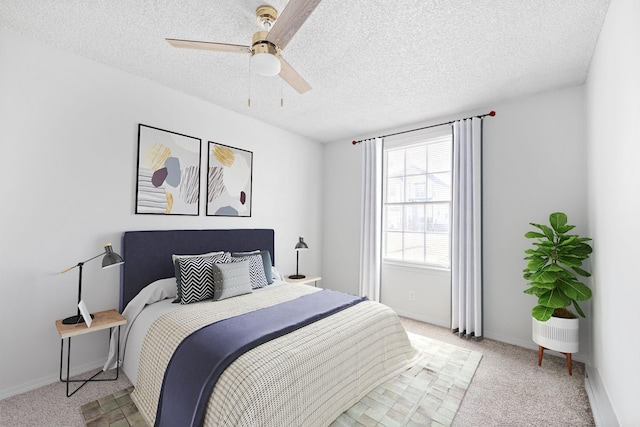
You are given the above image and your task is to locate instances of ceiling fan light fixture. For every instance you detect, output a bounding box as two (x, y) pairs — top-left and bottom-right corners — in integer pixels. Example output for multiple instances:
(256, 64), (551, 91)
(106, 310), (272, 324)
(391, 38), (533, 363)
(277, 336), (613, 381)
(251, 52), (281, 76)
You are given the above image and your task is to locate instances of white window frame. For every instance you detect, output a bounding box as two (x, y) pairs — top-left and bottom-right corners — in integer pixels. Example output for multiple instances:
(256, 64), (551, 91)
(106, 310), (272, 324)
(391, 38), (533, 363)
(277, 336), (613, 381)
(382, 126), (452, 270)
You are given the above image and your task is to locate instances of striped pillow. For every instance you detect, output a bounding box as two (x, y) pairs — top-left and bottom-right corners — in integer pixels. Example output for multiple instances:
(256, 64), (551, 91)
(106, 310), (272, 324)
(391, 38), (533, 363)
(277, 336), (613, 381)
(230, 253), (268, 289)
(177, 255), (217, 305)
(173, 252), (229, 303)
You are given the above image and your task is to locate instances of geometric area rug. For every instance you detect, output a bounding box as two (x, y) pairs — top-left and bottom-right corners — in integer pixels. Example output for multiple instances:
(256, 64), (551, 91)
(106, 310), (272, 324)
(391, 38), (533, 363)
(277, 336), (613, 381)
(330, 333), (482, 427)
(82, 333), (481, 427)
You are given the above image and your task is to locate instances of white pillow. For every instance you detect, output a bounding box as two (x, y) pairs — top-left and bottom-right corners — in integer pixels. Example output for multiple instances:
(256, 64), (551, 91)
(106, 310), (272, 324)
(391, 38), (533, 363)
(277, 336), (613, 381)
(271, 266), (283, 281)
(171, 251), (225, 263)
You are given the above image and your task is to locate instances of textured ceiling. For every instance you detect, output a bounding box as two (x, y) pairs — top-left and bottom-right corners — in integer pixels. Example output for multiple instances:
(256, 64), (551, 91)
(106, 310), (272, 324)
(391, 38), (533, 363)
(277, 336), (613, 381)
(0, 0), (610, 143)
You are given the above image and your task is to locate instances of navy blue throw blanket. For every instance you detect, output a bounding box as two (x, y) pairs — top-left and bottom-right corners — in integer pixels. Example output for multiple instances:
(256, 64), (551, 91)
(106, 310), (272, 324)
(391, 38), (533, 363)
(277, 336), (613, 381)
(154, 289), (366, 427)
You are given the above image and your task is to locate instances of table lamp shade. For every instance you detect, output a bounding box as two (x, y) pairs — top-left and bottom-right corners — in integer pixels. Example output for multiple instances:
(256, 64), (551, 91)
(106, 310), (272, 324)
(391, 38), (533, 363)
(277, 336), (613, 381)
(102, 244), (124, 268)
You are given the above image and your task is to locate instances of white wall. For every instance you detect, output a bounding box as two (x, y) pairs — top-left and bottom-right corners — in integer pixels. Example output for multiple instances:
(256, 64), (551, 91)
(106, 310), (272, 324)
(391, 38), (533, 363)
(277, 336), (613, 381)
(585, 0), (640, 425)
(322, 85), (589, 356)
(0, 27), (323, 399)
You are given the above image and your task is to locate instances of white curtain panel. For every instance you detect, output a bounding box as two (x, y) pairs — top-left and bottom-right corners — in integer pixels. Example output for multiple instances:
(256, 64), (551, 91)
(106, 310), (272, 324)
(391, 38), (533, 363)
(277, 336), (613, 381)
(451, 118), (483, 339)
(359, 138), (383, 301)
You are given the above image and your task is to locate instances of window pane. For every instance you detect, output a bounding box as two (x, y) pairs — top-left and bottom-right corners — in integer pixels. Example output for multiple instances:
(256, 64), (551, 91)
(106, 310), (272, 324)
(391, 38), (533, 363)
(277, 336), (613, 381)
(428, 141), (451, 172)
(385, 232), (403, 260)
(404, 232), (424, 262)
(385, 205), (403, 231)
(386, 177), (404, 203)
(425, 232), (449, 268)
(382, 130), (452, 268)
(405, 204), (424, 232)
(406, 175), (427, 202)
(387, 150), (404, 177)
(406, 145), (426, 174)
(426, 203), (450, 233)
(427, 172), (451, 201)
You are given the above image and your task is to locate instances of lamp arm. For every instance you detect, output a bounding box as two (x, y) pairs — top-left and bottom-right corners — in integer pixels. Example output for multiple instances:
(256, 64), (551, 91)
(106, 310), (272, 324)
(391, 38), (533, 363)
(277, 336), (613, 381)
(59, 251), (105, 274)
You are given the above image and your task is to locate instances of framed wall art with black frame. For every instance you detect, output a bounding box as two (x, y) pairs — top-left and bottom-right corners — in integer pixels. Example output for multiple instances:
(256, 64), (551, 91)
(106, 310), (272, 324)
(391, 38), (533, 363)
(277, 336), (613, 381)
(135, 124), (201, 215)
(206, 142), (253, 217)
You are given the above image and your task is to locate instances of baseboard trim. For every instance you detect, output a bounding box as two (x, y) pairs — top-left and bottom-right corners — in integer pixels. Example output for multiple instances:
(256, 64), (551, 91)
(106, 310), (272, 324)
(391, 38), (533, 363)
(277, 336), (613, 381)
(584, 365), (619, 427)
(394, 310), (450, 329)
(483, 330), (589, 364)
(0, 358), (106, 400)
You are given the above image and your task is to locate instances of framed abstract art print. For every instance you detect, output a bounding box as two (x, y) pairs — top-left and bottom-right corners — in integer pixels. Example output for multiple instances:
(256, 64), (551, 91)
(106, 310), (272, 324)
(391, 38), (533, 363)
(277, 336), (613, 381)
(135, 124), (201, 215)
(206, 142), (253, 217)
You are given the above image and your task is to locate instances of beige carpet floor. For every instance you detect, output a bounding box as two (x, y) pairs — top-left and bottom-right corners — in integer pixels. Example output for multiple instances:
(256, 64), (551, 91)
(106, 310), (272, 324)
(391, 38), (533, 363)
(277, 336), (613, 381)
(0, 318), (594, 426)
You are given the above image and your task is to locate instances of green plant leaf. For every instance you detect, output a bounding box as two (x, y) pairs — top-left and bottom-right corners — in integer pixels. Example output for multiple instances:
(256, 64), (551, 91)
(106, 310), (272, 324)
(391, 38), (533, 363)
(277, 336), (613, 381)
(532, 305), (554, 321)
(573, 243), (593, 256)
(573, 300), (586, 318)
(544, 264), (564, 272)
(525, 231), (546, 239)
(566, 281), (592, 301)
(558, 236), (577, 246)
(549, 212), (568, 231)
(572, 266), (591, 277)
(527, 281), (555, 290)
(556, 256), (583, 268)
(524, 287), (548, 297)
(556, 278), (576, 299)
(538, 289), (570, 308)
(556, 224), (575, 234)
(527, 257), (548, 270)
(528, 270), (556, 283)
(540, 225), (555, 241)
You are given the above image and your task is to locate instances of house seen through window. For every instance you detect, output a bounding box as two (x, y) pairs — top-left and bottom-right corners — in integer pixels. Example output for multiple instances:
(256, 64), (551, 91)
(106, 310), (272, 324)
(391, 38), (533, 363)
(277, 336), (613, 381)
(383, 128), (452, 269)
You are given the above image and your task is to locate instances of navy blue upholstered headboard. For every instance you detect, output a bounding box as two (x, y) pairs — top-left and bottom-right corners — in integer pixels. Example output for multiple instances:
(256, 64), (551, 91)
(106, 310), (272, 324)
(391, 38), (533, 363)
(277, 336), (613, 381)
(119, 229), (275, 312)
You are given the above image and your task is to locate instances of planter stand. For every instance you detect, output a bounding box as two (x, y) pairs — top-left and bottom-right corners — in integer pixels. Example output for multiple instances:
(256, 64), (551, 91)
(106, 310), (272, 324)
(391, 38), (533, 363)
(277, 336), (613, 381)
(537, 345), (573, 375)
(532, 316), (579, 376)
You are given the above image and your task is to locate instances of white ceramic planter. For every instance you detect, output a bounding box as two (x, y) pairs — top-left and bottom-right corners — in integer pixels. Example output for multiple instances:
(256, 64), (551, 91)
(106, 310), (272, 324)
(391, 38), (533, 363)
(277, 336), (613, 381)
(532, 316), (579, 353)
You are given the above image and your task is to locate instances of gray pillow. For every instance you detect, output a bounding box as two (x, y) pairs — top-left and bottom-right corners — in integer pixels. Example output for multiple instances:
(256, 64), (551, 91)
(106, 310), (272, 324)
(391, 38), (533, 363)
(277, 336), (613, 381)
(212, 260), (253, 301)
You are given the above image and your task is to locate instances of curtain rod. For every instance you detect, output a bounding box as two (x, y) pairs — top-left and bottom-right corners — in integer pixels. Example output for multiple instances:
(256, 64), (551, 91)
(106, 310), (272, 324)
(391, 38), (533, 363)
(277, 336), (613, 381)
(351, 110), (496, 145)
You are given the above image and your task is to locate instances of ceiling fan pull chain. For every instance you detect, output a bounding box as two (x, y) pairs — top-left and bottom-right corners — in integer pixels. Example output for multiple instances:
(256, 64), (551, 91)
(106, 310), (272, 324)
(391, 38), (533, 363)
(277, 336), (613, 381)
(248, 58), (252, 108)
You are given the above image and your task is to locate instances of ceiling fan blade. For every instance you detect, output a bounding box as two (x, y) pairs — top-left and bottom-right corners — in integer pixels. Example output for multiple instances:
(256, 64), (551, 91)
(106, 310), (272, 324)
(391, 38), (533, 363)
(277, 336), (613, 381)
(266, 0), (322, 50)
(166, 38), (250, 54)
(278, 56), (312, 94)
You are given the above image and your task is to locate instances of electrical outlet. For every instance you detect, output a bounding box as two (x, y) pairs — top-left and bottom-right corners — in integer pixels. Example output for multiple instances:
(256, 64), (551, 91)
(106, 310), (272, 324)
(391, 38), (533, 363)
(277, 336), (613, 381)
(409, 291), (415, 301)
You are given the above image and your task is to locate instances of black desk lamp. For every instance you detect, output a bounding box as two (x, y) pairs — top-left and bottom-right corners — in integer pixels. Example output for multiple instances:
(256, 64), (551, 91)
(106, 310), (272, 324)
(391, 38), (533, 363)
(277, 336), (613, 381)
(289, 236), (308, 279)
(60, 243), (124, 324)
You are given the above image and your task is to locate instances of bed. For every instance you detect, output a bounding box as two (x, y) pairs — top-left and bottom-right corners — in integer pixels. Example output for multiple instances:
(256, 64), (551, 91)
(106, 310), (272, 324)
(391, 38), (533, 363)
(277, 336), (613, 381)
(107, 229), (417, 427)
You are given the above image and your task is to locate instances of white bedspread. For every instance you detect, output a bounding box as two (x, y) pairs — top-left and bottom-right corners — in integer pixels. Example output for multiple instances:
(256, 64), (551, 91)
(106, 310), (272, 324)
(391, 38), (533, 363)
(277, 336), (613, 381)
(130, 284), (417, 426)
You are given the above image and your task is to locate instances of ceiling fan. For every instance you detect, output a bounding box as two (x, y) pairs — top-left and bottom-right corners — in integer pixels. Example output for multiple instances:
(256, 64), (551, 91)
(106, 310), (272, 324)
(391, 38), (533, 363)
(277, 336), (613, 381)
(166, 0), (322, 94)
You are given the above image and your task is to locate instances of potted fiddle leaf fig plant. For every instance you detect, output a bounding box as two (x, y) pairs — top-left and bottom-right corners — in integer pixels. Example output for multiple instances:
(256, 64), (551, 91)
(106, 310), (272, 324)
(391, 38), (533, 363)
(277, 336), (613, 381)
(523, 212), (593, 359)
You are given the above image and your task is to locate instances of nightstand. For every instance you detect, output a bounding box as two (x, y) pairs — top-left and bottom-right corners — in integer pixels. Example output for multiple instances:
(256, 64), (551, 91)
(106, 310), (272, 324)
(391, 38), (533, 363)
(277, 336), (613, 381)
(55, 309), (126, 397)
(284, 275), (322, 287)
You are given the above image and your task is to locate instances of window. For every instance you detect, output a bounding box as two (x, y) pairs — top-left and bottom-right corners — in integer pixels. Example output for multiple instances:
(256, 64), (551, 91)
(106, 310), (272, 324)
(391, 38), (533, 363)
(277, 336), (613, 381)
(383, 128), (452, 269)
